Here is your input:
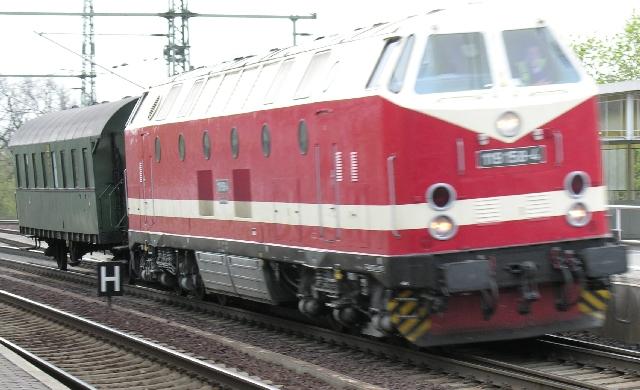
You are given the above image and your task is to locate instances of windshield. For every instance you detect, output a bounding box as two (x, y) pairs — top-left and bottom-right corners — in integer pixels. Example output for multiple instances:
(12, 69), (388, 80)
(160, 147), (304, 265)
(415, 32), (492, 94)
(503, 27), (579, 86)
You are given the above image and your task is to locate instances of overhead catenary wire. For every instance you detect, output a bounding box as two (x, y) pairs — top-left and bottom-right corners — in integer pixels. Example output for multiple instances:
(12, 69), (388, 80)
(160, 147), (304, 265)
(34, 31), (145, 89)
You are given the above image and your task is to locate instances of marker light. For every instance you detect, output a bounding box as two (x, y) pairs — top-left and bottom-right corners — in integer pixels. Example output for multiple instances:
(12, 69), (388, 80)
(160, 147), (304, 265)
(429, 215), (457, 240)
(496, 111), (521, 137)
(427, 183), (456, 211)
(565, 171), (590, 198)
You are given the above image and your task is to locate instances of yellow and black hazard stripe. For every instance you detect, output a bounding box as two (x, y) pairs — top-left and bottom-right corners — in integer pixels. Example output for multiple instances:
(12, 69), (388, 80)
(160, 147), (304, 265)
(578, 289), (611, 321)
(386, 290), (432, 343)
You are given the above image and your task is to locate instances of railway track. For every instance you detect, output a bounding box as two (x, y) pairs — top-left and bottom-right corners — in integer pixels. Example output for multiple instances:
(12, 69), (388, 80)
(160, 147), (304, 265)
(2, 253), (640, 389)
(0, 289), (278, 390)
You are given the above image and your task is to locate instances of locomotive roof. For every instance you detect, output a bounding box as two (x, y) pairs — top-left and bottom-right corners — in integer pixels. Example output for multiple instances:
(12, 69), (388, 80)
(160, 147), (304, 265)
(9, 96), (139, 147)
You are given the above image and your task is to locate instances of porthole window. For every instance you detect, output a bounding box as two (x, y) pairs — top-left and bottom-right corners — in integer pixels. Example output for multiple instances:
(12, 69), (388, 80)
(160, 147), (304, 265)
(202, 131), (211, 160)
(154, 136), (161, 162)
(298, 120), (309, 155)
(261, 124), (271, 157)
(230, 127), (239, 159)
(178, 133), (186, 161)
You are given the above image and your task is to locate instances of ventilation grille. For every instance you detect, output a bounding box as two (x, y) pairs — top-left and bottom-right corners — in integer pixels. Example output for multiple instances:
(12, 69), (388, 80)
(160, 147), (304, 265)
(350, 152), (358, 182)
(525, 193), (551, 218)
(138, 161), (143, 183)
(474, 197), (501, 223)
(335, 152), (343, 182)
(147, 95), (161, 120)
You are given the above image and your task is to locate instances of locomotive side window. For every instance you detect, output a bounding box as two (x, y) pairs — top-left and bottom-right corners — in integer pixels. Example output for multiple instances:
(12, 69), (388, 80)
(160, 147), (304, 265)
(203, 131), (211, 160)
(178, 134), (186, 161)
(155, 83), (182, 121)
(261, 124), (271, 157)
(298, 120), (309, 155)
(245, 62), (279, 109)
(295, 50), (332, 99)
(264, 58), (295, 104)
(227, 66), (259, 111)
(415, 32), (492, 94)
(193, 75), (222, 115)
(210, 71), (240, 114)
(230, 127), (239, 159)
(503, 27), (579, 87)
(177, 79), (205, 117)
(389, 35), (415, 93)
(155, 136), (161, 162)
(367, 37), (400, 89)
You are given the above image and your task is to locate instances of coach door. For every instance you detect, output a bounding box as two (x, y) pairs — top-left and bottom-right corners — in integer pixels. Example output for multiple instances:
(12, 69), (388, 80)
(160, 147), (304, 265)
(140, 131), (155, 227)
(314, 144), (341, 242)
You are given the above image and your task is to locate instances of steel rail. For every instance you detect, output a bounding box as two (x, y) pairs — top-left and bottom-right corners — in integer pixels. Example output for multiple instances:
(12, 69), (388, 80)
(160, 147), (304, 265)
(0, 256), (603, 389)
(0, 289), (279, 390)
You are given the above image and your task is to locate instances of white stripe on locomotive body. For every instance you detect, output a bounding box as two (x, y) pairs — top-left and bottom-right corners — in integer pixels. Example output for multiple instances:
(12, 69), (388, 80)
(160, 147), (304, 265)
(125, 6), (593, 144)
(128, 186), (607, 231)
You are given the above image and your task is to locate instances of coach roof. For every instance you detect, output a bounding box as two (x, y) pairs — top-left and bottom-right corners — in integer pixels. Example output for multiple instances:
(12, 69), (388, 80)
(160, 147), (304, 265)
(9, 96), (138, 147)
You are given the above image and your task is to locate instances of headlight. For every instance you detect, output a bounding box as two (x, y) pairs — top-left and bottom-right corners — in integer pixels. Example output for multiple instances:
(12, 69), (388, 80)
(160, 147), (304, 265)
(496, 111), (521, 137)
(566, 202), (591, 227)
(429, 215), (457, 240)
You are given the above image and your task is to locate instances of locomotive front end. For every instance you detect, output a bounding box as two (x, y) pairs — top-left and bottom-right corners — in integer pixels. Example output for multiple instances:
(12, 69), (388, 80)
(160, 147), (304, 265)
(372, 11), (627, 346)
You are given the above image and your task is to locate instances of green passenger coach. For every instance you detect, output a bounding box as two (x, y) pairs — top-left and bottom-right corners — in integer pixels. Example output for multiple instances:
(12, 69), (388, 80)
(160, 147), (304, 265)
(9, 97), (139, 270)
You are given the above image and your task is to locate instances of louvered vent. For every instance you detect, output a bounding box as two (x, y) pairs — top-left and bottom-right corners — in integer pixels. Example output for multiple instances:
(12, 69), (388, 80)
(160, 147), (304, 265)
(525, 193), (551, 218)
(335, 151), (343, 182)
(474, 197), (501, 223)
(138, 161), (143, 183)
(147, 96), (161, 120)
(350, 152), (359, 182)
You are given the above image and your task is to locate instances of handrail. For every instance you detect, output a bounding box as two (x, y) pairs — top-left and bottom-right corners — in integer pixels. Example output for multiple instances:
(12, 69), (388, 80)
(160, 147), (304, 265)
(608, 204), (640, 241)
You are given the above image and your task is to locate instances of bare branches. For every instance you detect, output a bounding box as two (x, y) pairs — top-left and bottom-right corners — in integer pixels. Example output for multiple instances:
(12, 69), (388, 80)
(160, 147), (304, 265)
(0, 78), (73, 149)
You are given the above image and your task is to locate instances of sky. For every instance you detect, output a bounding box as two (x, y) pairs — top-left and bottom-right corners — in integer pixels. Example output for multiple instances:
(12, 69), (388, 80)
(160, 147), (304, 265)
(1, 0), (639, 103)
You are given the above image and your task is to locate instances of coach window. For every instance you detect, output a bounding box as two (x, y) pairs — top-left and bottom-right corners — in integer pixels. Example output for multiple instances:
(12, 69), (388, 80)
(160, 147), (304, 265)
(155, 136), (161, 162)
(202, 131), (211, 160)
(367, 37), (400, 89)
(415, 32), (492, 94)
(230, 127), (239, 159)
(298, 120), (309, 155)
(41, 152), (49, 188)
(388, 34), (415, 93)
(261, 124), (271, 157)
(14, 154), (21, 188)
(31, 153), (39, 188)
(155, 83), (182, 121)
(178, 134), (186, 161)
(70, 149), (79, 188)
(23, 155), (30, 188)
(82, 148), (93, 188)
(51, 151), (59, 188)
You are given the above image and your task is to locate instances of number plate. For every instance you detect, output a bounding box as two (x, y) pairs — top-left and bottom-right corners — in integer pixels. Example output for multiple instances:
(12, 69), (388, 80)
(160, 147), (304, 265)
(476, 146), (546, 168)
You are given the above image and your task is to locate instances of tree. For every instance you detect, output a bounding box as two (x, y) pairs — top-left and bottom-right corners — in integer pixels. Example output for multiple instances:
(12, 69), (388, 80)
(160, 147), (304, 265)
(573, 14), (640, 83)
(0, 78), (73, 218)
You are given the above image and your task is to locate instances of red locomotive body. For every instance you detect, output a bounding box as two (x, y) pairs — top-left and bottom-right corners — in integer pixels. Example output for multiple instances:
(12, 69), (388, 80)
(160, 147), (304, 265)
(124, 7), (626, 346)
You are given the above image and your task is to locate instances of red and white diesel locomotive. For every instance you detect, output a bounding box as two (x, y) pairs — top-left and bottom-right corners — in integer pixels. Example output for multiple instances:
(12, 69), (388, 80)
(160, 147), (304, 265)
(122, 6), (627, 346)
